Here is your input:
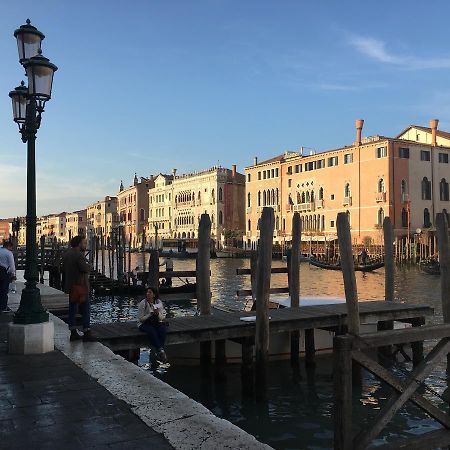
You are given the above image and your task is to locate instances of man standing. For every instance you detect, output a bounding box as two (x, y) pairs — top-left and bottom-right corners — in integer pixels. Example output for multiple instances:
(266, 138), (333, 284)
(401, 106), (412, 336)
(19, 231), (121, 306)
(0, 241), (15, 313)
(62, 235), (93, 341)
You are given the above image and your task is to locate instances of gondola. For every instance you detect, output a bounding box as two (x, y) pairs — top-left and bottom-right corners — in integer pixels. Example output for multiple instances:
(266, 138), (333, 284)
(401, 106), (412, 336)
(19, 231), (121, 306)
(309, 256), (384, 272)
(419, 260), (440, 275)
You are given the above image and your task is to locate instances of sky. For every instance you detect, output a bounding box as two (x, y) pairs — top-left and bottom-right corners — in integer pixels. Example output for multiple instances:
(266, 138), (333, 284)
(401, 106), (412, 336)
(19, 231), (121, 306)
(2, 0), (450, 217)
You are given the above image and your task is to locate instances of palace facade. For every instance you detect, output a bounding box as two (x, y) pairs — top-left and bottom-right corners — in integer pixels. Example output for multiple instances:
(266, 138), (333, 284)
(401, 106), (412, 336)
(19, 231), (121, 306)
(87, 196), (119, 237)
(147, 166), (245, 244)
(245, 119), (450, 246)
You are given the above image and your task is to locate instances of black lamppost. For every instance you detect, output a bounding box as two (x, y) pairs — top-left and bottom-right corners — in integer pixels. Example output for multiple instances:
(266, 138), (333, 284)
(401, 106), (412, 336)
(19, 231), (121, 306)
(9, 20), (57, 325)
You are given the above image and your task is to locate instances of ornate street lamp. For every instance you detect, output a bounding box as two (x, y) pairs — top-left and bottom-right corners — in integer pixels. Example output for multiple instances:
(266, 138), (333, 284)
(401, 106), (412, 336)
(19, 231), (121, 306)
(9, 20), (57, 325)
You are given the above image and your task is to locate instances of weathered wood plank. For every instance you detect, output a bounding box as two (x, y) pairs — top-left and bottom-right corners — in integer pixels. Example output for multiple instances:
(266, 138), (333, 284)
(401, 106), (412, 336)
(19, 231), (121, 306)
(236, 267), (288, 275)
(236, 287), (290, 297)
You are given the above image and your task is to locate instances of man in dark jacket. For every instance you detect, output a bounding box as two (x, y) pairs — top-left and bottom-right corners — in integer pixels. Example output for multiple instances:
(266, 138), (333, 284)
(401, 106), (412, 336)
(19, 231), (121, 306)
(62, 235), (92, 341)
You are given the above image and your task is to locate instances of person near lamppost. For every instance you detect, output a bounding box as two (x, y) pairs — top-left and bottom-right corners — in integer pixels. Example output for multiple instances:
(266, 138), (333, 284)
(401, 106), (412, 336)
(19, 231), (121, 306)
(0, 241), (16, 313)
(62, 236), (94, 341)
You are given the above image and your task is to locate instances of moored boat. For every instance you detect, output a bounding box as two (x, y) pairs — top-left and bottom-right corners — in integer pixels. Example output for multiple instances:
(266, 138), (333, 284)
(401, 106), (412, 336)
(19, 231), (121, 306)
(309, 256), (384, 272)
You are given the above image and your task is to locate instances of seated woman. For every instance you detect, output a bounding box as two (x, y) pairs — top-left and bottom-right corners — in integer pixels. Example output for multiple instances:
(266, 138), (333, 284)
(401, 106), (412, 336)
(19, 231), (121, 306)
(137, 287), (168, 364)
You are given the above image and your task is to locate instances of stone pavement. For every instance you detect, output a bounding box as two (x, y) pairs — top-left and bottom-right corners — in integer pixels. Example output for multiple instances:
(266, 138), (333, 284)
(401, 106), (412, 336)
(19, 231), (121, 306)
(0, 315), (174, 450)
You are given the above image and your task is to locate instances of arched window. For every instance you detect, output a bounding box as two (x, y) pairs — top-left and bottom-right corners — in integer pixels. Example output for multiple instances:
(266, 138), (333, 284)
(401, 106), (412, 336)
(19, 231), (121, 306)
(377, 208), (384, 226)
(263, 191), (267, 206)
(424, 208), (431, 228)
(306, 191), (310, 202)
(219, 211), (223, 225)
(301, 192), (306, 203)
(276, 216), (279, 230)
(378, 178), (385, 193)
(440, 178), (449, 201)
(311, 190), (315, 202)
(247, 192), (251, 208)
(271, 189), (275, 205)
(198, 191), (201, 204)
(344, 183), (351, 198)
(422, 177), (431, 200)
(401, 208), (408, 227)
(321, 215), (325, 231)
(444, 209), (450, 225)
(211, 189), (215, 204)
(218, 188), (223, 202)
(313, 215), (317, 230)
(297, 192), (301, 204)
(266, 190), (270, 205)
(248, 219), (251, 232)
(276, 188), (279, 205)
(319, 187), (324, 200)
(140, 208), (145, 222)
(258, 191), (261, 206)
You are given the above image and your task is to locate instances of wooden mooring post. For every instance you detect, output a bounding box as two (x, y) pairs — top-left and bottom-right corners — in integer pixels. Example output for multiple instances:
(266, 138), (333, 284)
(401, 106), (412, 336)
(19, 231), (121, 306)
(336, 212), (361, 383)
(378, 217), (394, 359)
(255, 207), (274, 400)
(148, 250), (159, 288)
(39, 235), (45, 284)
(289, 212), (301, 367)
(197, 214), (212, 367)
(436, 212), (450, 375)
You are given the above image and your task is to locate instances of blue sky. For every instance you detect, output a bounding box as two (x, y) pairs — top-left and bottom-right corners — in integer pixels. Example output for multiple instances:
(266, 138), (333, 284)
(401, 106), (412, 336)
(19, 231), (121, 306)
(2, 0), (450, 217)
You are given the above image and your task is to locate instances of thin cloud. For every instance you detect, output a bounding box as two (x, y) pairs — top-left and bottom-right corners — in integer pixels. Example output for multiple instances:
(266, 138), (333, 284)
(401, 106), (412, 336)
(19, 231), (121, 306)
(348, 34), (450, 70)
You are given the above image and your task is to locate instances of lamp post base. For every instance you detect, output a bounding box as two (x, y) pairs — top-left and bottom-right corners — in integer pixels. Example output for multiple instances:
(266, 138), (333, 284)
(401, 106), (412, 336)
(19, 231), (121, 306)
(8, 320), (54, 354)
(14, 286), (49, 324)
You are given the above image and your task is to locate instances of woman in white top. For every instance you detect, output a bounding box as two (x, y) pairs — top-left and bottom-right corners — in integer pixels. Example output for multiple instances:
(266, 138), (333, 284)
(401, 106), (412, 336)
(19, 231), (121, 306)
(137, 287), (168, 363)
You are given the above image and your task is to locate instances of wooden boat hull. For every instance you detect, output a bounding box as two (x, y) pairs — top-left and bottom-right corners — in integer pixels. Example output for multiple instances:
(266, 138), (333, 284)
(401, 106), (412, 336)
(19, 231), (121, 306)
(309, 257), (384, 272)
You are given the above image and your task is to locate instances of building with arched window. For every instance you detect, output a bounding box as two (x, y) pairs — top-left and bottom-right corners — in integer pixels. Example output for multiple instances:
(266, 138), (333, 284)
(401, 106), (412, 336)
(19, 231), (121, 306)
(245, 118), (450, 245)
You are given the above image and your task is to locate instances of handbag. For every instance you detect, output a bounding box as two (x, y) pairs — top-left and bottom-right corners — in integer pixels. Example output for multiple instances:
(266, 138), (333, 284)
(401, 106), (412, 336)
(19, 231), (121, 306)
(69, 284), (88, 304)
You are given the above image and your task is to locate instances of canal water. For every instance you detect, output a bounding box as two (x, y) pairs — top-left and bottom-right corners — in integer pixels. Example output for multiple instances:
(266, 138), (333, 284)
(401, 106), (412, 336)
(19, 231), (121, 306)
(88, 257), (445, 449)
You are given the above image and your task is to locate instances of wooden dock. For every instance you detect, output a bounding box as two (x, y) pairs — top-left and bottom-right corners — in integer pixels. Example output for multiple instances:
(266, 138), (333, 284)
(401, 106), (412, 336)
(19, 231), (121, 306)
(90, 301), (433, 352)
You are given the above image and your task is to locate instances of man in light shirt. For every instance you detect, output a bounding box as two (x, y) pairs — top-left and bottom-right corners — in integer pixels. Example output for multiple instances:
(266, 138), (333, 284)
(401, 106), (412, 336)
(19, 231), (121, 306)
(0, 241), (16, 313)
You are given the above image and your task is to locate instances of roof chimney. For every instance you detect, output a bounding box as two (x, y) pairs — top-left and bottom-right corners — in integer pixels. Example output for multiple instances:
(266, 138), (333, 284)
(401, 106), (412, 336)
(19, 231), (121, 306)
(430, 118), (439, 146)
(231, 164), (236, 177)
(355, 119), (364, 146)
(254, 156), (258, 165)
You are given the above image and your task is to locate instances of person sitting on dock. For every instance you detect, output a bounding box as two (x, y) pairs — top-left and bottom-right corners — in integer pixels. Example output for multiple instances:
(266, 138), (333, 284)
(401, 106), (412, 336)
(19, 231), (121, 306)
(137, 287), (168, 364)
(160, 252), (173, 287)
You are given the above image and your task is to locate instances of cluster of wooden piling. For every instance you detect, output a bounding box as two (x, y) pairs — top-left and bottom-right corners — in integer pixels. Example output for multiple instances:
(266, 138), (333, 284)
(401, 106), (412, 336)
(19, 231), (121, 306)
(333, 212), (450, 450)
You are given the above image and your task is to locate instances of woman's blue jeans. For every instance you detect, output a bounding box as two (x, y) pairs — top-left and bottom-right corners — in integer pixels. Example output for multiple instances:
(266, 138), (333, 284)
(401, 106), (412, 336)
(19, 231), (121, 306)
(139, 322), (167, 350)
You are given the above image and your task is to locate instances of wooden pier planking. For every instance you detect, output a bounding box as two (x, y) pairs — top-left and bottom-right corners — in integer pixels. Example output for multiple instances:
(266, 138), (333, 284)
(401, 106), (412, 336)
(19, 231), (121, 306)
(90, 301), (433, 352)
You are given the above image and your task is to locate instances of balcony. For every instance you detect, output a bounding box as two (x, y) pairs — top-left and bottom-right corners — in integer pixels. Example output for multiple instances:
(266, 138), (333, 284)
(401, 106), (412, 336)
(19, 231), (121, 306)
(316, 199), (324, 209)
(293, 202), (315, 212)
(375, 192), (386, 203)
(286, 204), (293, 213)
(343, 196), (352, 206)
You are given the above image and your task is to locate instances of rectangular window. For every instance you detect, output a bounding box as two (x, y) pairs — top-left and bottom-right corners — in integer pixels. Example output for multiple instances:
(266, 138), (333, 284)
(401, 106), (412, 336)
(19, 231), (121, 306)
(330, 194), (335, 200)
(305, 161), (315, 171)
(420, 150), (430, 161)
(344, 153), (353, 164)
(287, 166), (292, 175)
(295, 164), (301, 173)
(376, 147), (387, 158)
(263, 171), (266, 179)
(399, 147), (410, 159)
(439, 152), (449, 163)
(247, 174), (251, 182)
(330, 220), (335, 228)
(327, 156), (338, 167)
(271, 169), (275, 177)
(316, 159), (325, 169)
(258, 172), (261, 180)
(275, 168), (279, 177)
(288, 179), (292, 187)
